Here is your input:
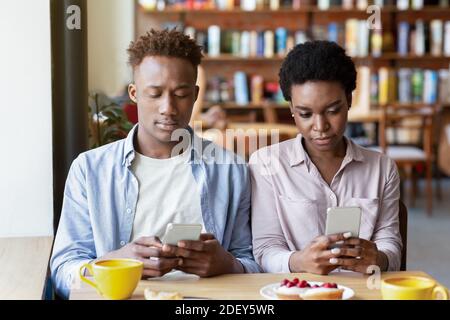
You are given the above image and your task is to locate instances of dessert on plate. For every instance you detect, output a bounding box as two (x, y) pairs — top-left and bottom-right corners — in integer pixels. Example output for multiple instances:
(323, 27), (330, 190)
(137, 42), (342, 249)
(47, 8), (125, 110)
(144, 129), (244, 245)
(275, 278), (345, 300)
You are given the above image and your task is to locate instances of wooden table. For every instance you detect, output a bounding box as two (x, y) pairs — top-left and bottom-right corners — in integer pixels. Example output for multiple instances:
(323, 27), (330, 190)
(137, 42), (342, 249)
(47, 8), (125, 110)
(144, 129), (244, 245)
(0, 236), (54, 300)
(70, 270), (446, 300)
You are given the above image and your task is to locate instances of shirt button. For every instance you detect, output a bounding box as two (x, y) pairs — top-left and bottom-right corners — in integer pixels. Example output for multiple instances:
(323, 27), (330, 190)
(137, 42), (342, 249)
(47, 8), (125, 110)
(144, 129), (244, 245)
(120, 241), (126, 246)
(126, 208), (132, 214)
(330, 194), (335, 199)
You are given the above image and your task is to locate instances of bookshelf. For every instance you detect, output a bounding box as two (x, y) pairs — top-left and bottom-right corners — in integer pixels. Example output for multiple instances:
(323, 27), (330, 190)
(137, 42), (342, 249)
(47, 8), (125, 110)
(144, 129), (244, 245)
(135, 0), (450, 127)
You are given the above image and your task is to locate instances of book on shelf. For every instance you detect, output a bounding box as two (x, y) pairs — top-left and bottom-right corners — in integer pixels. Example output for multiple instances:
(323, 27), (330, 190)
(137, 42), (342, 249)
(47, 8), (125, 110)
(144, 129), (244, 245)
(231, 31), (241, 56)
(342, 0), (353, 9)
(257, 31), (265, 56)
(250, 31), (258, 57)
(412, 0), (424, 9)
(439, 69), (450, 103)
(345, 19), (359, 57)
(413, 20), (426, 56)
(423, 69), (439, 104)
(241, 31), (251, 57)
(275, 28), (288, 56)
(445, 21), (450, 56)
(357, 20), (369, 57)
(378, 67), (397, 105)
(371, 29), (383, 57)
(328, 23), (339, 44)
(318, 0), (330, 10)
(370, 73), (379, 104)
(264, 30), (275, 58)
(397, 0), (409, 10)
(251, 75), (264, 105)
(241, 0), (256, 11)
(234, 72), (249, 106)
(430, 20), (443, 56)
(356, 0), (368, 10)
(398, 68), (413, 104)
(208, 25), (221, 57)
(398, 22), (410, 56)
(270, 0), (280, 10)
(412, 69), (424, 103)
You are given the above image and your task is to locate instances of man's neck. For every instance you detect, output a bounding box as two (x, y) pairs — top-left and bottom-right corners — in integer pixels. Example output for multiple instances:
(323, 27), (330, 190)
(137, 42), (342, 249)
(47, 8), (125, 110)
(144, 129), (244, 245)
(134, 129), (189, 159)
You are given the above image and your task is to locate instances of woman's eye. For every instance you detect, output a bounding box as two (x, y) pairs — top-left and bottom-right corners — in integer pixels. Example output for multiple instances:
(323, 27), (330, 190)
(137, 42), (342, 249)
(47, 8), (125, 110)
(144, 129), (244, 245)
(299, 113), (312, 118)
(327, 107), (342, 114)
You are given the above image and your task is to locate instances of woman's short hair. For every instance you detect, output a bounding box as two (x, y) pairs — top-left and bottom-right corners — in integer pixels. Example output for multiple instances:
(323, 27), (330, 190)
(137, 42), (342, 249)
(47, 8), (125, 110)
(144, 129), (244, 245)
(279, 41), (357, 101)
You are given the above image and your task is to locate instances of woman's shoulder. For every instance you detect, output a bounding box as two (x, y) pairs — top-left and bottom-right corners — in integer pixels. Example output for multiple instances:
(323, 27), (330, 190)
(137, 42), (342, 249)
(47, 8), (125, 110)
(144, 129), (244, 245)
(249, 137), (298, 164)
(348, 139), (397, 171)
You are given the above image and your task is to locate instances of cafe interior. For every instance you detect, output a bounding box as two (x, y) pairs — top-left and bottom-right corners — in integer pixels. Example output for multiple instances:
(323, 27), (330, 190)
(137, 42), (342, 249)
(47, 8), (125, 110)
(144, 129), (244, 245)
(0, 0), (449, 301)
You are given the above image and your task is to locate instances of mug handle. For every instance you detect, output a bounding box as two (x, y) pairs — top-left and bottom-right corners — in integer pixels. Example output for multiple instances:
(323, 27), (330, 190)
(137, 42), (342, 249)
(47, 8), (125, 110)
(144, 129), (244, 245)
(79, 263), (98, 291)
(432, 285), (449, 300)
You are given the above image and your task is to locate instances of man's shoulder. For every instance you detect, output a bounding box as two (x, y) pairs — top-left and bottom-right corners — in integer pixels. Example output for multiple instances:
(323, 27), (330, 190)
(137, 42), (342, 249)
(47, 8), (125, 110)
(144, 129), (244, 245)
(76, 139), (126, 166)
(194, 136), (247, 167)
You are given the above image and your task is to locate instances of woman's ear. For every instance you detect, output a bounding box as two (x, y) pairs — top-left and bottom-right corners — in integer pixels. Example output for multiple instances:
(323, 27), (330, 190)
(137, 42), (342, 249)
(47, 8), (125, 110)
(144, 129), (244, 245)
(128, 84), (137, 104)
(346, 94), (352, 110)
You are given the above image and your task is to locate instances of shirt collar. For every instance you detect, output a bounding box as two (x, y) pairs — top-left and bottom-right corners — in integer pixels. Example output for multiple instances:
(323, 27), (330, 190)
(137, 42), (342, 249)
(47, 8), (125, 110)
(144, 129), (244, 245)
(122, 124), (203, 166)
(288, 135), (365, 168)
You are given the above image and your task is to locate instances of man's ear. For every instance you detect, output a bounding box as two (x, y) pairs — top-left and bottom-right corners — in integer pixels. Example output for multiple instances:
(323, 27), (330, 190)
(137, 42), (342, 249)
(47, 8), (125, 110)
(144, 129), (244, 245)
(194, 85), (200, 102)
(128, 84), (137, 104)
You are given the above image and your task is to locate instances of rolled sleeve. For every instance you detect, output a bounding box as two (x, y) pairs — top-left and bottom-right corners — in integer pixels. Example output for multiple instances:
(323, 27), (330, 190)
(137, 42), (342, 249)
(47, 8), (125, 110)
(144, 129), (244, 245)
(372, 159), (403, 271)
(50, 155), (97, 299)
(228, 164), (262, 273)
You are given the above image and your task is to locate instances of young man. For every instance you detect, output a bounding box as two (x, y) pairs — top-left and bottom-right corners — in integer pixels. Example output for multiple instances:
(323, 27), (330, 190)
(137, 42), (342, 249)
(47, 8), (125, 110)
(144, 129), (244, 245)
(51, 29), (260, 299)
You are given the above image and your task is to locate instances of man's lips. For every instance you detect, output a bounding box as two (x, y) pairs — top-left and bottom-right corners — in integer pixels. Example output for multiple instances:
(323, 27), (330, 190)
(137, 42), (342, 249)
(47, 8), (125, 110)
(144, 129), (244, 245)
(155, 121), (178, 131)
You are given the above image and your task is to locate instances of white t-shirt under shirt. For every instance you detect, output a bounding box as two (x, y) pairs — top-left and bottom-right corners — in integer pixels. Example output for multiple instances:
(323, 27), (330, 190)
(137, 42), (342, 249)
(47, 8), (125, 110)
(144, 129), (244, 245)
(130, 146), (204, 241)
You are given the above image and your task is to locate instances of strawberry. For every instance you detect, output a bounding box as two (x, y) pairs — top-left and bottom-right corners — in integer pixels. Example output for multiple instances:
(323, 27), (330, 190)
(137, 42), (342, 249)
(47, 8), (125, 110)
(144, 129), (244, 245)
(299, 280), (309, 288)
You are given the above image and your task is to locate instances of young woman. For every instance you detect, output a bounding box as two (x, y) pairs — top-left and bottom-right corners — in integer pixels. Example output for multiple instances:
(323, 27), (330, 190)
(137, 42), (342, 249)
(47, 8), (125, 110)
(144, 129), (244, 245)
(250, 41), (402, 275)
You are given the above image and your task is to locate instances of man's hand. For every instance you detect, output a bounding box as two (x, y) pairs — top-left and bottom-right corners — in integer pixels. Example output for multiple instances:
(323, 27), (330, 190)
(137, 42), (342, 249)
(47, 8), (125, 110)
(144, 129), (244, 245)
(333, 238), (388, 273)
(97, 236), (181, 278)
(161, 233), (244, 277)
(289, 233), (350, 275)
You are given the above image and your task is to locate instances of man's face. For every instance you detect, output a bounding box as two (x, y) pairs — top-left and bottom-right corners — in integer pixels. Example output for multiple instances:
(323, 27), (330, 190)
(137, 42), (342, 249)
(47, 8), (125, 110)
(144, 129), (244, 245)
(290, 81), (349, 153)
(128, 56), (199, 145)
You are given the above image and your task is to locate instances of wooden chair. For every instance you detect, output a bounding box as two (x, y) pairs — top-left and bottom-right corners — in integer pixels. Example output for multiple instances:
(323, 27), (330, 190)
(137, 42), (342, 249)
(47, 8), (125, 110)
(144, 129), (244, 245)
(375, 103), (436, 216)
(399, 200), (408, 271)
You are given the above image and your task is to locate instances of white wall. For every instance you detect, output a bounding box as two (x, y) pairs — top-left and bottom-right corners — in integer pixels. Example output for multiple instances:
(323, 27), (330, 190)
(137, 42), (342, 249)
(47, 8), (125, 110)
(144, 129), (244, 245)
(0, 0), (53, 237)
(88, 0), (135, 96)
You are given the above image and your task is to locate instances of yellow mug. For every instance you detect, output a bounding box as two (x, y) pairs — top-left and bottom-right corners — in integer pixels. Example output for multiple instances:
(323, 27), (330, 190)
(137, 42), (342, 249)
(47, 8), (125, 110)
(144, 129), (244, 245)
(79, 259), (143, 300)
(381, 276), (449, 300)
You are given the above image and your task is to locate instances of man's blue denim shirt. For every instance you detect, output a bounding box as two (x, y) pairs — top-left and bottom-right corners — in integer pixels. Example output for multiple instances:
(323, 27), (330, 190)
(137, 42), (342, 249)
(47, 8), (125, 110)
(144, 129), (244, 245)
(50, 125), (261, 299)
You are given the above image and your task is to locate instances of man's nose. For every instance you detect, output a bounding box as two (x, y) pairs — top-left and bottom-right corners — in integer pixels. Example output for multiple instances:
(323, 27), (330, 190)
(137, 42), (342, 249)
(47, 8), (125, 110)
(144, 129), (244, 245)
(159, 94), (177, 115)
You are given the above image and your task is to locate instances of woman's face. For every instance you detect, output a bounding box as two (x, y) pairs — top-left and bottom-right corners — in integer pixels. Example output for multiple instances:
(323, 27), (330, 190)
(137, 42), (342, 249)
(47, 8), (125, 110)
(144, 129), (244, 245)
(290, 81), (350, 154)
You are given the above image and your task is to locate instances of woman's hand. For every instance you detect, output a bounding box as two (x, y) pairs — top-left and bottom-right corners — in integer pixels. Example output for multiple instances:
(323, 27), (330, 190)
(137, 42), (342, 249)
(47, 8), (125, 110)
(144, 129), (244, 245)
(332, 238), (388, 273)
(289, 233), (350, 275)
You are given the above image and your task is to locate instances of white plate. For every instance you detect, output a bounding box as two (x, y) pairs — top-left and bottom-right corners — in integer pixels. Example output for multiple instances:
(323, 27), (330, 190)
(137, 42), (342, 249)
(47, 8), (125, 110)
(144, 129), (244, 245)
(260, 281), (355, 300)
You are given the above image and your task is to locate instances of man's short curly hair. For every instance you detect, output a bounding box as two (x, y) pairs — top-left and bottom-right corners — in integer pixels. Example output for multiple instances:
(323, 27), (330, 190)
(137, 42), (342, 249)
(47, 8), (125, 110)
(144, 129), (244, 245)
(279, 41), (357, 101)
(127, 28), (203, 70)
